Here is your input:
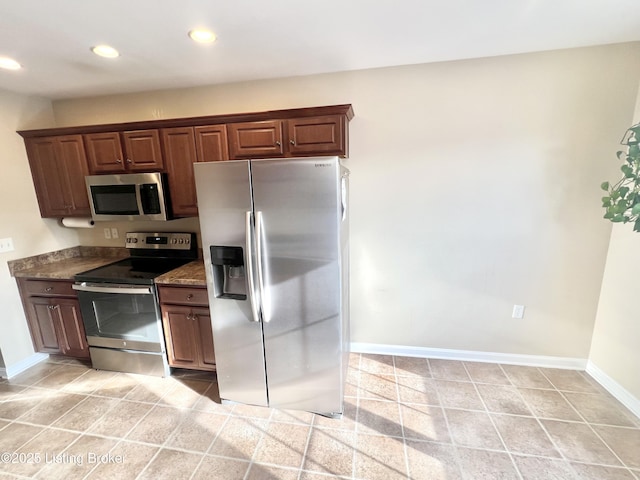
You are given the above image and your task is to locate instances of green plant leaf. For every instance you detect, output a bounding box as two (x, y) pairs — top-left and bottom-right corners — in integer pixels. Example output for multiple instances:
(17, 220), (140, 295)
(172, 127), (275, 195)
(614, 200), (626, 213)
(631, 204), (640, 216)
(619, 186), (630, 197)
(600, 181), (610, 191)
(634, 218), (640, 232)
(602, 197), (611, 207)
(612, 214), (625, 222)
(604, 211), (614, 219)
(621, 165), (633, 177)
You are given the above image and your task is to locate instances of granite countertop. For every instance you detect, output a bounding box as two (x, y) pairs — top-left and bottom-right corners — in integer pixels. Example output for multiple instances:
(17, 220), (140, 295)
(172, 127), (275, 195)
(155, 260), (206, 286)
(8, 246), (128, 280)
(8, 246), (206, 286)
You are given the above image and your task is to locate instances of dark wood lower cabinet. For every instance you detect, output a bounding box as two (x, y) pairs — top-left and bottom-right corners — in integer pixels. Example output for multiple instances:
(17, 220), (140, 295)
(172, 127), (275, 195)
(18, 278), (90, 359)
(159, 286), (216, 371)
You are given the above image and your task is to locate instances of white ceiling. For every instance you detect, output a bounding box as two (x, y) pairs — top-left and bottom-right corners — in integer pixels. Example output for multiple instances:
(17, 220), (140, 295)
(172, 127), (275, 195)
(1, 0), (639, 100)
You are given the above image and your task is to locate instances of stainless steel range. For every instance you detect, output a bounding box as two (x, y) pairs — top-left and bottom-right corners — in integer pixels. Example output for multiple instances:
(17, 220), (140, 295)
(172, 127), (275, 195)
(73, 232), (198, 377)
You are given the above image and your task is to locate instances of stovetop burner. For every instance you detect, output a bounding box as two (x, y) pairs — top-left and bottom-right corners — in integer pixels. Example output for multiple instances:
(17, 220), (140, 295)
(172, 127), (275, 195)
(74, 232), (198, 285)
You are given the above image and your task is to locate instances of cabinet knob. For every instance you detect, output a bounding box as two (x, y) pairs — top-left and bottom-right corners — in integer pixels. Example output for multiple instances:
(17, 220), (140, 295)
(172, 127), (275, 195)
(192, 314), (198, 321)
(126, 158), (132, 164)
(186, 294), (194, 300)
(45, 287), (53, 292)
(275, 141), (281, 146)
(116, 158), (122, 164)
(290, 140), (295, 145)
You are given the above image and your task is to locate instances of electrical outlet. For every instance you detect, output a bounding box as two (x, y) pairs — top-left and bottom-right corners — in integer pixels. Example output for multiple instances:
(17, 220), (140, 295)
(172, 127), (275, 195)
(111, 228), (119, 239)
(103, 228), (111, 239)
(512, 304), (525, 319)
(0, 237), (14, 253)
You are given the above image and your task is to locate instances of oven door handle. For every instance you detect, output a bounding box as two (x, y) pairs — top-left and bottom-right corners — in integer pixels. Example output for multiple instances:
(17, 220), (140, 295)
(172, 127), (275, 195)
(72, 283), (154, 295)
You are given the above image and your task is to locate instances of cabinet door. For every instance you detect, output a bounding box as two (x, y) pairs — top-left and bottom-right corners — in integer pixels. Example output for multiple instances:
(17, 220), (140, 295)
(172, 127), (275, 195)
(195, 125), (229, 162)
(228, 120), (284, 159)
(162, 305), (199, 368)
(287, 115), (347, 156)
(162, 127), (199, 217)
(85, 132), (126, 173)
(24, 297), (61, 354)
(24, 135), (89, 218)
(122, 130), (164, 171)
(25, 137), (70, 217)
(51, 298), (90, 359)
(194, 307), (216, 370)
(56, 135), (91, 215)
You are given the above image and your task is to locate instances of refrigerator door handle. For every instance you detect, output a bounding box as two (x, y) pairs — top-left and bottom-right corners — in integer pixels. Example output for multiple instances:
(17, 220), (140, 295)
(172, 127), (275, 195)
(245, 211), (261, 323)
(255, 211), (270, 322)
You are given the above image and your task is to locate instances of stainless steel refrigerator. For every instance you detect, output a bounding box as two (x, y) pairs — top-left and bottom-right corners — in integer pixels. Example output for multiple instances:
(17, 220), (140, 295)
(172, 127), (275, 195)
(194, 156), (350, 417)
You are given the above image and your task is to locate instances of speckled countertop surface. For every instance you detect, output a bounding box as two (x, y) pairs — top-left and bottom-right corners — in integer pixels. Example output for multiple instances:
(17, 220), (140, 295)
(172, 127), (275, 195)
(8, 246), (206, 286)
(155, 260), (206, 286)
(8, 246), (128, 280)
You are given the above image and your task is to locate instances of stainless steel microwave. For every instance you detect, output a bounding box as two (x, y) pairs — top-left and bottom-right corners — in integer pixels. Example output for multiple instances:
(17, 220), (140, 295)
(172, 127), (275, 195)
(85, 172), (171, 221)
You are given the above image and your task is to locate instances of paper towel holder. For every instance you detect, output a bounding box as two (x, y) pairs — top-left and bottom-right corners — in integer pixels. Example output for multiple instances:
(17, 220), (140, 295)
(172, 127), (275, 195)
(60, 217), (95, 228)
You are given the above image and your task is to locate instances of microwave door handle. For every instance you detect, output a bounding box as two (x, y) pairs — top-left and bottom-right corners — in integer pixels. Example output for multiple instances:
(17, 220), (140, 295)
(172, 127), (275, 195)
(136, 184), (145, 215)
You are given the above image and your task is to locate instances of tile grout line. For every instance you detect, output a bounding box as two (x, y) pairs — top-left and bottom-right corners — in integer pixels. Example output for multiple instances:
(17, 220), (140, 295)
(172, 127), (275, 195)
(391, 355), (411, 480)
(555, 383), (633, 472)
(427, 358), (467, 480)
(242, 407), (274, 480)
(500, 364), (583, 479)
(462, 361), (525, 480)
(350, 352), (361, 480)
(189, 407), (235, 480)
(538, 367), (633, 476)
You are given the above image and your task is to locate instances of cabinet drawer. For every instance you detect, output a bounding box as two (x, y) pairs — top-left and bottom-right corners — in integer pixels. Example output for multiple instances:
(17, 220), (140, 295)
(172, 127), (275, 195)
(158, 286), (209, 306)
(22, 279), (75, 297)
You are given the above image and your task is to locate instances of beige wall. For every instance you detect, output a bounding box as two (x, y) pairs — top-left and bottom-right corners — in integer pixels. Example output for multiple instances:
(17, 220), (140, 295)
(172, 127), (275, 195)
(0, 89), (80, 368)
(53, 42), (640, 359)
(590, 82), (640, 399)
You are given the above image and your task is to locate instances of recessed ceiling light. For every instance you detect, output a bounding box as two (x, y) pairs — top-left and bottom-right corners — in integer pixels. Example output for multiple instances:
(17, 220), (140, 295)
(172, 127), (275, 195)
(0, 56), (22, 70)
(91, 45), (120, 58)
(188, 29), (216, 44)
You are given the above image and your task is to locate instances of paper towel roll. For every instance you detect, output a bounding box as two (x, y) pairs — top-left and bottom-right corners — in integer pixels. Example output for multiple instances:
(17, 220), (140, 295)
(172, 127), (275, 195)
(61, 217), (95, 228)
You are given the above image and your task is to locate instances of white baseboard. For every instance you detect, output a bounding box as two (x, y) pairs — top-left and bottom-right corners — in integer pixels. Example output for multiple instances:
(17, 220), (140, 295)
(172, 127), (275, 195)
(350, 343), (588, 370)
(586, 361), (640, 419)
(0, 353), (49, 379)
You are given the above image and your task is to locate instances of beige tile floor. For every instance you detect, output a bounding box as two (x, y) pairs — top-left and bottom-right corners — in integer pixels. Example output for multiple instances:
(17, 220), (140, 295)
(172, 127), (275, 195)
(0, 353), (638, 479)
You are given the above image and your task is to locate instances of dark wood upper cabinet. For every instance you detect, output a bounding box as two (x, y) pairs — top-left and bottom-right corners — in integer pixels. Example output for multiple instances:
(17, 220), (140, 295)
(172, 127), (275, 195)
(83, 132), (125, 173)
(228, 114), (348, 159)
(287, 115), (346, 156)
(25, 135), (91, 218)
(122, 130), (164, 171)
(162, 127), (199, 217)
(162, 125), (229, 217)
(227, 120), (285, 159)
(194, 125), (229, 163)
(20, 105), (353, 219)
(85, 130), (163, 174)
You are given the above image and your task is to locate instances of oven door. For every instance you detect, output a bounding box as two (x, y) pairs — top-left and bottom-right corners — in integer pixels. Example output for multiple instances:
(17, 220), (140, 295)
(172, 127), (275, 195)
(73, 282), (164, 353)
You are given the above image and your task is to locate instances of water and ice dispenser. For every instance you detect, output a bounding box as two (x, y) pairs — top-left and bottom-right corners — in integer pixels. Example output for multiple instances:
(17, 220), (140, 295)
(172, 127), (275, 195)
(210, 246), (247, 300)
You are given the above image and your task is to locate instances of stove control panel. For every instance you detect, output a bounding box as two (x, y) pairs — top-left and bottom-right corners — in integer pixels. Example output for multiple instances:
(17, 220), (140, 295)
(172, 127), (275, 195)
(125, 232), (196, 251)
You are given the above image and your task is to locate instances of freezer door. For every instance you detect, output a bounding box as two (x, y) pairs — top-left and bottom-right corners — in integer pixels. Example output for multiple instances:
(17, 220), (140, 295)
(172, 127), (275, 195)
(194, 160), (268, 407)
(251, 157), (345, 415)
